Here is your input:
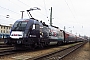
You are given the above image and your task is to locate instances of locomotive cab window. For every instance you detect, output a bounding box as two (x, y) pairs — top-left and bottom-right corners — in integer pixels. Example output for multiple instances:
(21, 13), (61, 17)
(36, 24), (40, 30)
(12, 21), (28, 31)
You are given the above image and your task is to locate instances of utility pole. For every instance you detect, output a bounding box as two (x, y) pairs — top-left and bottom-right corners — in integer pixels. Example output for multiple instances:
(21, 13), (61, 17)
(50, 7), (52, 26)
(20, 11), (24, 19)
(64, 26), (66, 31)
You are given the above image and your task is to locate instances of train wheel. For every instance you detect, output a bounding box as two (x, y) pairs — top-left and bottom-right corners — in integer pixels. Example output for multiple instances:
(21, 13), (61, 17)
(45, 42), (49, 46)
(57, 41), (63, 45)
(14, 46), (21, 50)
(14, 45), (25, 50)
(39, 42), (44, 48)
(30, 43), (38, 50)
(4, 39), (11, 45)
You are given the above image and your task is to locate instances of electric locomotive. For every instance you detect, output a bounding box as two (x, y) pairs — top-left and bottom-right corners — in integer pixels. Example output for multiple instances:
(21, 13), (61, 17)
(4, 18), (65, 49)
(4, 18), (84, 50)
(4, 8), (82, 49)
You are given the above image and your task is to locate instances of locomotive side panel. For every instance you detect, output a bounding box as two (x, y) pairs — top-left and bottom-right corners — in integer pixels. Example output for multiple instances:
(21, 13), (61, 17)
(48, 26), (64, 45)
(4, 19), (50, 49)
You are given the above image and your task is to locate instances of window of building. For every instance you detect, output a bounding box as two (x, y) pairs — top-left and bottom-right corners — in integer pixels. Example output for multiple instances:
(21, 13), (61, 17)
(1, 30), (2, 33)
(9, 27), (10, 29)
(4, 26), (5, 29)
(6, 31), (8, 33)
(1, 26), (2, 29)
(3, 30), (5, 33)
(7, 27), (8, 29)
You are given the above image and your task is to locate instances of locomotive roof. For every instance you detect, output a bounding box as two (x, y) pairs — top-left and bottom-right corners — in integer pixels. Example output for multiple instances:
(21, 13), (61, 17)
(15, 18), (44, 26)
(16, 18), (38, 21)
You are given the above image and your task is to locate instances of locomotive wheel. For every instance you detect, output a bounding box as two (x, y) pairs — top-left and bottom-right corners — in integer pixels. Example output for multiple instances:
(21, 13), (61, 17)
(39, 42), (44, 48)
(4, 39), (12, 45)
(14, 45), (26, 50)
(30, 43), (38, 50)
(57, 41), (63, 45)
(44, 42), (49, 46)
(14, 46), (22, 50)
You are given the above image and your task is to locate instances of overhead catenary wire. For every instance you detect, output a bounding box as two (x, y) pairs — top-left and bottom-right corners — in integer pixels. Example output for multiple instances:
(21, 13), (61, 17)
(33, 0), (49, 17)
(64, 0), (76, 19)
(43, 0), (48, 18)
(17, 0), (49, 19)
(0, 16), (16, 25)
(32, 0), (49, 22)
(0, 6), (20, 15)
(17, 0), (31, 7)
(0, 15), (17, 20)
(8, 0), (25, 9)
(69, 0), (77, 20)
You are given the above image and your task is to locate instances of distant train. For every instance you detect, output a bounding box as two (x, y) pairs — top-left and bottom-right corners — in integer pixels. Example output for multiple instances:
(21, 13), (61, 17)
(4, 18), (85, 49)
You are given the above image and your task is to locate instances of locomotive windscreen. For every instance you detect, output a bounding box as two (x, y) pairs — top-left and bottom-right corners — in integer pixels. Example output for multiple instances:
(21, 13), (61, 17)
(12, 21), (28, 31)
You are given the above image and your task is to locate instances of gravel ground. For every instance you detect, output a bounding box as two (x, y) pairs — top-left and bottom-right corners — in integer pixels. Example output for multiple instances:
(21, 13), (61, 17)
(0, 42), (81, 60)
(62, 42), (90, 60)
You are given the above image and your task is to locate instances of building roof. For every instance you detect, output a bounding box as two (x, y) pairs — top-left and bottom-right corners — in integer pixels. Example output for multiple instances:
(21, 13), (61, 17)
(0, 24), (12, 27)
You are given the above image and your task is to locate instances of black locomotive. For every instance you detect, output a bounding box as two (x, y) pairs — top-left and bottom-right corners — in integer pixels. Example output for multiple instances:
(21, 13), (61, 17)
(4, 8), (86, 50)
(4, 18), (85, 50)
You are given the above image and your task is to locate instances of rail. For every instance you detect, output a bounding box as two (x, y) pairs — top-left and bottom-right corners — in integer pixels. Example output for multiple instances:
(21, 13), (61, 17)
(31, 41), (87, 60)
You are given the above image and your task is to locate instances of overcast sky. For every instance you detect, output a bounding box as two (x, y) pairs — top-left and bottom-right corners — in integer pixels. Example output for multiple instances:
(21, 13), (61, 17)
(0, 0), (90, 36)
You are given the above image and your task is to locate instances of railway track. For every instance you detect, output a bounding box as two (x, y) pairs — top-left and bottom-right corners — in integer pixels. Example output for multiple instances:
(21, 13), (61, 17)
(0, 41), (11, 47)
(0, 44), (13, 48)
(0, 42), (86, 60)
(0, 49), (15, 56)
(0, 41), (15, 56)
(30, 41), (87, 60)
(0, 47), (15, 56)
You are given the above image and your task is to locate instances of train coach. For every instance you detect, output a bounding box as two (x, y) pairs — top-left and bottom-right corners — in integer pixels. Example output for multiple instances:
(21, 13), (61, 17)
(4, 18), (83, 49)
(64, 31), (77, 43)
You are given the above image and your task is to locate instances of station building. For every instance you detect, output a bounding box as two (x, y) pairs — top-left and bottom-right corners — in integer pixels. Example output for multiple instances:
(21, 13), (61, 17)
(0, 24), (12, 34)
